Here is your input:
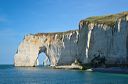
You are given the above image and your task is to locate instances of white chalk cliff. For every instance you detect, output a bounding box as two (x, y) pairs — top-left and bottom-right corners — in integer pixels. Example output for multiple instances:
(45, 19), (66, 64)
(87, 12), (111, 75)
(14, 30), (79, 66)
(14, 12), (128, 67)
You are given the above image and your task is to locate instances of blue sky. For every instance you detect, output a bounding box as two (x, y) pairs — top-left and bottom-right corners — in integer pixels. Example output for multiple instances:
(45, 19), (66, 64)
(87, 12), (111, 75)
(0, 0), (128, 64)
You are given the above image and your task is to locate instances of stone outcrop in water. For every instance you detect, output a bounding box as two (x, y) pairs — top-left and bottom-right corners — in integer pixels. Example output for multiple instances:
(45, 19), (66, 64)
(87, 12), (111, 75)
(14, 11), (128, 67)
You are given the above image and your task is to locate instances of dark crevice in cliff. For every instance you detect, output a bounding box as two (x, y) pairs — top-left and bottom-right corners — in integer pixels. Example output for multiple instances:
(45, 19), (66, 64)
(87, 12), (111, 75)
(126, 30), (128, 64)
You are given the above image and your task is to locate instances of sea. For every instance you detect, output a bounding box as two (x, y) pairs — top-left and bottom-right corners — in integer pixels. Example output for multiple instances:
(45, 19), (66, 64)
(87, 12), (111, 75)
(0, 65), (128, 84)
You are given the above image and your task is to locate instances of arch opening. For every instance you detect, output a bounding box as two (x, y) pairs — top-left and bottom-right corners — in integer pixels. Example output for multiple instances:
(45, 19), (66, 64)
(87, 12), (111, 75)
(36, 46), (51, 66)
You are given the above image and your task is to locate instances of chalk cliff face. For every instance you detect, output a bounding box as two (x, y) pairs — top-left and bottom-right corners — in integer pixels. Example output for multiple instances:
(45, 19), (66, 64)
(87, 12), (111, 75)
(79, 12), (128, 64)
(14, 12), (128, 67)
(14, 30), (79, 66)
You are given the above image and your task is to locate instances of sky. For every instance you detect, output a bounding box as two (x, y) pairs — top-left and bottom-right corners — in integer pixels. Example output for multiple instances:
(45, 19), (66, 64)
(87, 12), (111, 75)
(0, 0), (128, 64)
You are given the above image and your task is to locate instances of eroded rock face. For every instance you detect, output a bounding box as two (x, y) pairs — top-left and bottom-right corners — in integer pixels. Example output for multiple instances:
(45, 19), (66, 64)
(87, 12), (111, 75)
(14, 30), (79, 66)
(79, 13), (128, 64)
(14, 12), (128, 67)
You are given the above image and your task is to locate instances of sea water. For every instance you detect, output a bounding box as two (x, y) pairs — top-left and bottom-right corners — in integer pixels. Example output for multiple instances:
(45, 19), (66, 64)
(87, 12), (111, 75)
(0, 65), (128, 84)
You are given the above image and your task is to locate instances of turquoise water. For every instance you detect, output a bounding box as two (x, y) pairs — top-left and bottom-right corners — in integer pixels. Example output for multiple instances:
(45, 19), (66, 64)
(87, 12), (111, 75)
(0, 65), (128, 84)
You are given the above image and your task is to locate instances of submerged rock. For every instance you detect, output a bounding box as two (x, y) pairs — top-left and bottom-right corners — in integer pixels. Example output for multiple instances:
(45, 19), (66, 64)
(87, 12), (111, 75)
(14, 11), (128, 67)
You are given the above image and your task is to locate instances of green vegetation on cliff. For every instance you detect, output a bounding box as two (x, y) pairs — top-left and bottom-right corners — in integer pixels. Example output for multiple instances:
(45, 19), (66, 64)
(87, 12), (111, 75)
(83, 11), (128, 27)
(34, 30), (78, 36)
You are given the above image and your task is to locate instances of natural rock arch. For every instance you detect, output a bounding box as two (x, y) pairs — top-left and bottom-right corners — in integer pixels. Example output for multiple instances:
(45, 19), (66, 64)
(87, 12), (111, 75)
(14, 34), (58, 66)
(14, 30), (79, 67)
(35, 46), (50, 66)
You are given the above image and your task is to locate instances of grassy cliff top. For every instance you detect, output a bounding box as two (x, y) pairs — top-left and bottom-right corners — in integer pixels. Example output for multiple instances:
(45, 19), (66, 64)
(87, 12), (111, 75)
(34, 29), (78, 36)
(82, 11), (128, 27)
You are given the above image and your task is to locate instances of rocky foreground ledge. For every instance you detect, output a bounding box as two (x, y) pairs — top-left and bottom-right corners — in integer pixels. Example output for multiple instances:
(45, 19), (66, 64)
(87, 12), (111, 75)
(14, 12), (128, 69)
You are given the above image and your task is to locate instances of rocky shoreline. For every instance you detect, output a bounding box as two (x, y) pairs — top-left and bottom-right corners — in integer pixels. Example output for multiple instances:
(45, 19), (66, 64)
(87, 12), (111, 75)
(52, 65), (128, 74)
(53, 65), (83, 70)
